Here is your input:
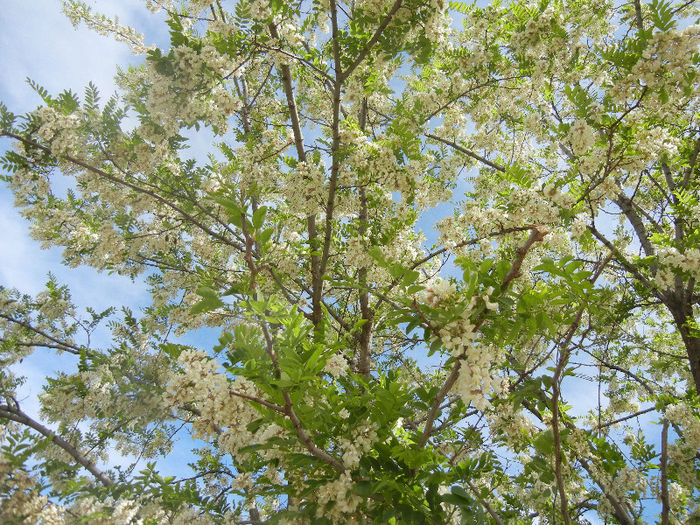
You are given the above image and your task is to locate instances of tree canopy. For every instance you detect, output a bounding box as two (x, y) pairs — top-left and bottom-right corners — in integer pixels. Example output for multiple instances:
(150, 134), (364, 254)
(1, 0), (699, 523)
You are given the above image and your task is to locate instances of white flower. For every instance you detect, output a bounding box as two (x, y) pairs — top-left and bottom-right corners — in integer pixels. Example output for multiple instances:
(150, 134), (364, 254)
(568, 119), (596, 155)
(324, 353), (348, 378)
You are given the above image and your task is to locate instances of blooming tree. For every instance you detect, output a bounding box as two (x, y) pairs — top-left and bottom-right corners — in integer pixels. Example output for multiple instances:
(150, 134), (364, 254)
(1, 0), (699, 522)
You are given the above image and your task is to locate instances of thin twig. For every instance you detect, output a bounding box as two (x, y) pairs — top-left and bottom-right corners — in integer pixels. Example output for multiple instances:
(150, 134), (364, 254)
(425, 133), (506, 172)
(418, 227), (547, 446)
(340, 0), (404, 81)
(464, 479), (506, 525)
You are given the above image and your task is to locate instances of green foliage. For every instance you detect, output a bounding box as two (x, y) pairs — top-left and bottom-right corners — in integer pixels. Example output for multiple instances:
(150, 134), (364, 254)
(649, 0), (676, 31)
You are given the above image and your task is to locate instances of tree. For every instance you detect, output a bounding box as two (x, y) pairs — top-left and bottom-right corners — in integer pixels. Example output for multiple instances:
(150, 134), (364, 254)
(0, 0), (698, 522)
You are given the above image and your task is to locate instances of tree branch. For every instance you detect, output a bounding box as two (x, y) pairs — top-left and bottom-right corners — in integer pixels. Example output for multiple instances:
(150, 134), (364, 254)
(266, 23), (323, 327)
(259, 321), (344, 471)
(340, 0), (403, 81)
(418, 227), (547, 446)
(614, 193), (656, 259)
(425, 132), (506, 172)
(586, 223), (656, 292)
(357, 98), (373, 378)
(552, 350), (572, 525)
(3, 132), (246, 253)
(0, 312), (90, 357)
(0, 404), (113, 487)
(464, 479), (506, 525)
(633, 0), (644, 32)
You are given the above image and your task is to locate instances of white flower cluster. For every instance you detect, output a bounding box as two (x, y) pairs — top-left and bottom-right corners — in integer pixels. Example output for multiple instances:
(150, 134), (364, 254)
(9, 167), (50, 208)
(145, 44), (242, 136)
(0, 456), (51, 523)
(634, 126), (682, 161)
(250, 0), (272, 20)
(418, 278), (454, 307)
(145, 0), (174, 13)
(419, 282), (504, 412)
(315, 471), (362, 519)
(567, 119), (596, 155)
(570, 214), (589, 239)
(654, 247), (700, 290)
(34, 106), (82, 157)
(487, 404), (536, 450)
(442, 188), (560, 249)
(0, 457), (223, 525)
(615, 466), (648, 498)
(649, 478), (691, 523)
(437, 308), (477, 358)
(283, 161), (325, 215)
(345, 234), (372, 269)
(167, 350), (260, 454)
(665, 404), (700, 450)
(63, 1), (152, 55)
(542, 184), (575, 209)
(414, 176), (453, 209)
(664, 403), (700, 487)
(453, 343), (506, 411)
(185, 0), (215, 16)
(354, 0), (395, 17)
(339, 421), (378, 469)
(324, 353), (349, 379)
(633, 24), (700, 92)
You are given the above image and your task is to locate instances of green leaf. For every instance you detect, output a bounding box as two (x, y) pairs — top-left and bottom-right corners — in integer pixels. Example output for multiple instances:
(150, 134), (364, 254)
(533, 429), (554, 456)
(451, 485), (471, 502)
(448, 1), (473, 15)
(649, 0), (675, 31)
(257, 227), (274, 245)
(401, 270), (420, 287)
(252, 206), (267, 229)
(190, 286), (224, 314)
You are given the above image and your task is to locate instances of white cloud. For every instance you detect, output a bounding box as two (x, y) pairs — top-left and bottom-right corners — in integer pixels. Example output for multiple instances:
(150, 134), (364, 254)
(1, 1), (127, 110)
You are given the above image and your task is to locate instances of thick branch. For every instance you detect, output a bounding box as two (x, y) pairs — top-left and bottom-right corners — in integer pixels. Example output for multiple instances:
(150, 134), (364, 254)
(0, 404), (113, 487)
(318, 0), (344, 304)
(501, 227), (549, 289)
(267, 24), (322, 326)
(661, 163), (684, 243)
(633, 0), (644, 32)
(614, 194), (655, 259)
(552, 350), (572, 525)
(357, 98), (373, 377)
